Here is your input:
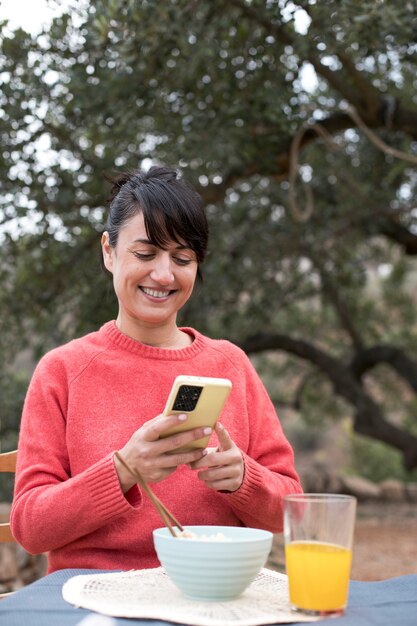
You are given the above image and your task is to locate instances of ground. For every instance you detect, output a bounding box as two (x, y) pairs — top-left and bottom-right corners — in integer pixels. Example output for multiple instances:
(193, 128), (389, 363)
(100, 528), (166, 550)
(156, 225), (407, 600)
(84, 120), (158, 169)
(268, 501), (417, 581)
(349, 501), (417, 580)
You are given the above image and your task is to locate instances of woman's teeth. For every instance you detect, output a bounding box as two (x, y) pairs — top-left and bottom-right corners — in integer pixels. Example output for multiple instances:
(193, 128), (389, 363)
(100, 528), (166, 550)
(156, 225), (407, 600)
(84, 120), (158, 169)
(141, 287), (171, 298)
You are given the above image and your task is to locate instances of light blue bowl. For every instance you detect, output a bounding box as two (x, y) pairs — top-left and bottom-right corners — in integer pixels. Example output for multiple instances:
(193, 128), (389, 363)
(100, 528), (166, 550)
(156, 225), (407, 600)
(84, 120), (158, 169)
(153, 525), (273, 601)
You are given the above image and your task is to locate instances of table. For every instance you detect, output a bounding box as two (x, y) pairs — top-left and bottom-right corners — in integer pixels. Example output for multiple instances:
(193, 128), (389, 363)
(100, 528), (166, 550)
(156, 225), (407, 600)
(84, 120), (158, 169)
(0, 569), (416, 626)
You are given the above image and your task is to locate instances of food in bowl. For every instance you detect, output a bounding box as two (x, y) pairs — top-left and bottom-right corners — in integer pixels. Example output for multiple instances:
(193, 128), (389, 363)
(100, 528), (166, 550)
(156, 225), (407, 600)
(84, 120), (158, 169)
(177, 529), (229, 541)
(153, 525), (273, 601)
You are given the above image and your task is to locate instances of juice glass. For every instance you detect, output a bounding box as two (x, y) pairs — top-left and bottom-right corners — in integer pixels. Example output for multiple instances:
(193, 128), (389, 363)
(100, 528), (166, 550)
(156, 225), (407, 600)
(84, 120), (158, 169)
(284, 493), (356, 617)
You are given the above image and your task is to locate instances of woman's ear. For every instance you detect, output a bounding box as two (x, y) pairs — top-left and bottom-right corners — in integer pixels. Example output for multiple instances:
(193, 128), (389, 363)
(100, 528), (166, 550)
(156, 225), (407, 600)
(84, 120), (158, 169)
(101, 232), (114, 273)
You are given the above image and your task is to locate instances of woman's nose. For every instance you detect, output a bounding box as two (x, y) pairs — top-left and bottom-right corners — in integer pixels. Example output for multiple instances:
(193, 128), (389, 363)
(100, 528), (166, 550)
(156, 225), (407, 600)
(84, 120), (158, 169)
(150, 253), (174, 284)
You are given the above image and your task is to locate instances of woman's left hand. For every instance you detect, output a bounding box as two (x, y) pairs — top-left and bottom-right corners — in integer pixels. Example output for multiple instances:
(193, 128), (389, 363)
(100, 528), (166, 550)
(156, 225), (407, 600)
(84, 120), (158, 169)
(189, 423), (244, 492)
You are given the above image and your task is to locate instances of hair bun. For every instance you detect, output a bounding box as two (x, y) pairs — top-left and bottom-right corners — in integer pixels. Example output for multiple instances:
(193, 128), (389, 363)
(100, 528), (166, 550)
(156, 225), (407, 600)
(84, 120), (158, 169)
(104, 170), (140, 204)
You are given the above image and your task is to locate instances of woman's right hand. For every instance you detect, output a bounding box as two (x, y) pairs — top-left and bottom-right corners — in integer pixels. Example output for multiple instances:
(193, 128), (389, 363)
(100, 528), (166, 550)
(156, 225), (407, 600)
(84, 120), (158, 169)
(113, 413), (210, 492)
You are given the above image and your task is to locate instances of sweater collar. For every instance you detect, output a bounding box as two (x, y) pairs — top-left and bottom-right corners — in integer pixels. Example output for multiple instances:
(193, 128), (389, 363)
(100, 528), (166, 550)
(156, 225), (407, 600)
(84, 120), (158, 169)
(100, 320), (206, 360)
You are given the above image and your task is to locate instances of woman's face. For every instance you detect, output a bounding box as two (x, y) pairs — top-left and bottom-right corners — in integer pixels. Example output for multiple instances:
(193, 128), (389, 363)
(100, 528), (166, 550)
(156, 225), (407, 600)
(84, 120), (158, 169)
(101, 211), (198, 337)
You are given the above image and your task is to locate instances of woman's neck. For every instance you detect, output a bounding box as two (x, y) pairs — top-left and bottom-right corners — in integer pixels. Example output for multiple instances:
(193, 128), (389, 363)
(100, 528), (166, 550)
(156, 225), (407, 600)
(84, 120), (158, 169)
(115, 317), (192, 349)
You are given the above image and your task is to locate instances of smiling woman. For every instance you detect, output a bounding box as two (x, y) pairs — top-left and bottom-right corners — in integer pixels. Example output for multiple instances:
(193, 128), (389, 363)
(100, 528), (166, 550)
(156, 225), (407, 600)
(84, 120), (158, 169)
(101, 167), (207, 346)
(10, 164), (302, 576)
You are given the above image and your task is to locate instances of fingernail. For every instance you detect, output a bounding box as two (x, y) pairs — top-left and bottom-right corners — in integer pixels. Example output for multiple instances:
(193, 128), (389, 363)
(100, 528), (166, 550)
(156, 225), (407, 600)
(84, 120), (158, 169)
(178, 414), (187, 421)
(203, 427), (212, 435)
(202, 449), (208, 456)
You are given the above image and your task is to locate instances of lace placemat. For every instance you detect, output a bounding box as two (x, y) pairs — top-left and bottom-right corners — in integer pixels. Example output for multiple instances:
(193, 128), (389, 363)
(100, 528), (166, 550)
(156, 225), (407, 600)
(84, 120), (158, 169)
(62, 567), (319, 626)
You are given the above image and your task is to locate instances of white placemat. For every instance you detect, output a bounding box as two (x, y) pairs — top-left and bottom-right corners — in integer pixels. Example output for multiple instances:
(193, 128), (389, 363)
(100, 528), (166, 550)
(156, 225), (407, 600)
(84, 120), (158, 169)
(62, 567), (319, 626)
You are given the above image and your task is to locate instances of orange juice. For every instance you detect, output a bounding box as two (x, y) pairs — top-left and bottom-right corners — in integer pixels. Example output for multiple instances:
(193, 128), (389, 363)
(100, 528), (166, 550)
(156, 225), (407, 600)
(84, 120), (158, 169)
(285, 541), (352, 612)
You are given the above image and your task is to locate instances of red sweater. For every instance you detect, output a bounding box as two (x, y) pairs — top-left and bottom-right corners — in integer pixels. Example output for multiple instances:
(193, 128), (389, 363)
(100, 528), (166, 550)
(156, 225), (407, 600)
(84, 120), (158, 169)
(11, 322), (302, 573)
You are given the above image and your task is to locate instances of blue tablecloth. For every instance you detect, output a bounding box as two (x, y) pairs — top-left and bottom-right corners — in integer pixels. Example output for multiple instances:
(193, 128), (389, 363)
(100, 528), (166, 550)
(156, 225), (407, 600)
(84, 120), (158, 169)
(0, 569), (416, 626)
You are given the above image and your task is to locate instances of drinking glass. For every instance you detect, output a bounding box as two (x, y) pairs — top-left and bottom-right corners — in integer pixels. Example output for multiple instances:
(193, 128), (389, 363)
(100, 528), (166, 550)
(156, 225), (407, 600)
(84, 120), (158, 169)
(284, 493), (356, 616)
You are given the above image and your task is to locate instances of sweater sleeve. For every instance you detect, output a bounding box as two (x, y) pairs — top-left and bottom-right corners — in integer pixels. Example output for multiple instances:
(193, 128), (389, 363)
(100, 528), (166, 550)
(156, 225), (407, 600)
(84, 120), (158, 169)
(11, 353), (142, 555)
(220, 352), (303, 533)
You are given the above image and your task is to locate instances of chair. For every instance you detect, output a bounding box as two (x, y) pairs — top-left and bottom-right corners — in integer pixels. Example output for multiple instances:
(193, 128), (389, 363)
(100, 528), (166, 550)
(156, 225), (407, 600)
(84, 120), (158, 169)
(0, 449), (18, 598)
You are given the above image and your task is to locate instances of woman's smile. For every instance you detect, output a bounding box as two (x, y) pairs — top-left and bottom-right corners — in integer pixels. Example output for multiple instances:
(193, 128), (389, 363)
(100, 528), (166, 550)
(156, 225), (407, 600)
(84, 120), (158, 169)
(139, 286), (176, 299)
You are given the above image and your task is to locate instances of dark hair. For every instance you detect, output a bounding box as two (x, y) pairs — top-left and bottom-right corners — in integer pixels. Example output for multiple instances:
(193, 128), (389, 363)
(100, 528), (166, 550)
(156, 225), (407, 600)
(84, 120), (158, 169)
(104, 166), (208, 279)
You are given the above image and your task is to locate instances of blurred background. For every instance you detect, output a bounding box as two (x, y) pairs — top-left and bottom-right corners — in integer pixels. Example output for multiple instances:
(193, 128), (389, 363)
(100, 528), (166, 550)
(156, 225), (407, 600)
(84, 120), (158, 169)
(0, 0), (416, 585)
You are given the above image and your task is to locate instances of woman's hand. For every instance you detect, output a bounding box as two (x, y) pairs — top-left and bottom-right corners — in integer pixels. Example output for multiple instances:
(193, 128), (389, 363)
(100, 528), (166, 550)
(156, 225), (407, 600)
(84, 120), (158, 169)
(189, 423), (244, 492)
(114, 413), (210, 492)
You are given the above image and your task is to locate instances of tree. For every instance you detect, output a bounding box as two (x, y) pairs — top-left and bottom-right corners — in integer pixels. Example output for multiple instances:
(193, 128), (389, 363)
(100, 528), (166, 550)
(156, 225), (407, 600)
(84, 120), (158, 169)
(1, 0), (416, 469)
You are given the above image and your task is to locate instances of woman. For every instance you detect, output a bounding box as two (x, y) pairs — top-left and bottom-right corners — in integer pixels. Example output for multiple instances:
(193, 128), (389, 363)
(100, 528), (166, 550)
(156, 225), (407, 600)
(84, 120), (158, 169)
(11, 165), (302, 573)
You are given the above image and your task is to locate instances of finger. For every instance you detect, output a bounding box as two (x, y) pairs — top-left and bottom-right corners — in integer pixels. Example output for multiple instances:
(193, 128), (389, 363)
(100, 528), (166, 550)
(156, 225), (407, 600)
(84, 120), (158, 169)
(197, 465), (234, 483)
(159, 447), (208, 469)
(134, 447), (208, 484)
(204, 478), (231, 491)
(188, 447), (218, 470)
(158, 425), (213, 455)
(198, 460), (243, 492)
(215, 422), (233, 451)
(201, 476), (241, 492)
(189, 448), (229, 470)
(143, 412), (214, 454)
(144, 413), (188, 441)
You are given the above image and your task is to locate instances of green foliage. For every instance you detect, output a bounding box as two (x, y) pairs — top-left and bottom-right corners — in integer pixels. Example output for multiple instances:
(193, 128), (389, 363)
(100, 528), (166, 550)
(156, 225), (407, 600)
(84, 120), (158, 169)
(350, 435), (417, 483)
(0, 369), (27, 500)
(0, 370), (26, 448)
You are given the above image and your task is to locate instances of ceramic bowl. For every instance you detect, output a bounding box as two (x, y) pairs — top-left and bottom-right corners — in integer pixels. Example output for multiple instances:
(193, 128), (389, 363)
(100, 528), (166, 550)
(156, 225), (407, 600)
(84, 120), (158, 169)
(153, 525), (273, 601)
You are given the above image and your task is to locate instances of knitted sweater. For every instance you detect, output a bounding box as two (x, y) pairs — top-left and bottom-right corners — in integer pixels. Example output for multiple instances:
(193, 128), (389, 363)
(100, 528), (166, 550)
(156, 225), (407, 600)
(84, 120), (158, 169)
(11, 321), (302, 573)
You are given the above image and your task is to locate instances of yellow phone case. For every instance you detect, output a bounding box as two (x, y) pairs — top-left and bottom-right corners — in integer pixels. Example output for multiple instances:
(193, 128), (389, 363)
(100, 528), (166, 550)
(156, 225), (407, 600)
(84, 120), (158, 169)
(161, 375), (232, 452)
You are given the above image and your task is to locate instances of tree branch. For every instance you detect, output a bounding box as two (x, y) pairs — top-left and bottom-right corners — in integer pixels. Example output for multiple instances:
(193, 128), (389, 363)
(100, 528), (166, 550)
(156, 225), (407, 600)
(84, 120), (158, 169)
(344, 104), (417, 162)
(376, 219), (417, 255)
(306, 249), (366, 351)
(332, 169), (417, 255)
(238, 332), (417, 469)
(351, 345), (417, 393)
(198, 99), (417, 205)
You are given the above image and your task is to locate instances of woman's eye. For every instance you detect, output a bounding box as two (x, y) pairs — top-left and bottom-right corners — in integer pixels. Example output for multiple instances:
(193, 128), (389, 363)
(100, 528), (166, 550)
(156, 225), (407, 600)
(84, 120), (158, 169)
(133, 252), (154, 260)
(173, 256), (193, 266)
(131, 250), (194, 265)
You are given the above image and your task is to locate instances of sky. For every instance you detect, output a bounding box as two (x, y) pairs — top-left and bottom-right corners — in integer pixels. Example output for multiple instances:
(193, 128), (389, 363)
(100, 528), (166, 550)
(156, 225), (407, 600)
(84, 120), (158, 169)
(0, 0), (68, 34)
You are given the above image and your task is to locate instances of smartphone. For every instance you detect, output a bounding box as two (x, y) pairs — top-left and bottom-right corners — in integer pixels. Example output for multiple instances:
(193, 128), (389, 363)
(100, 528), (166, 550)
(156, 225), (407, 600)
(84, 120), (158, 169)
(161, 375), (232, 452)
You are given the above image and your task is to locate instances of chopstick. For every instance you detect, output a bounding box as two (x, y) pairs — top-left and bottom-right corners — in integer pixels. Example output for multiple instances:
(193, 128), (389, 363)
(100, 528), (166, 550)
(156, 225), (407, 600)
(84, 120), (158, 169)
(114, 450), (184, 538)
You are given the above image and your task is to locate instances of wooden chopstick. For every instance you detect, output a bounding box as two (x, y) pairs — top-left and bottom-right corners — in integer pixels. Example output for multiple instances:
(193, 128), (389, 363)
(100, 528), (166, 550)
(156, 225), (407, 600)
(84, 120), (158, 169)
(114, 451), (184, 538)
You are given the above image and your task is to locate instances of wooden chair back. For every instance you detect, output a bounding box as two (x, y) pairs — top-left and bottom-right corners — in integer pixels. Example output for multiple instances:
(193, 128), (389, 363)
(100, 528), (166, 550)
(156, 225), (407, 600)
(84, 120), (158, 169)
(0, 449), (18, 598)
(0, 450), (17, 543)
